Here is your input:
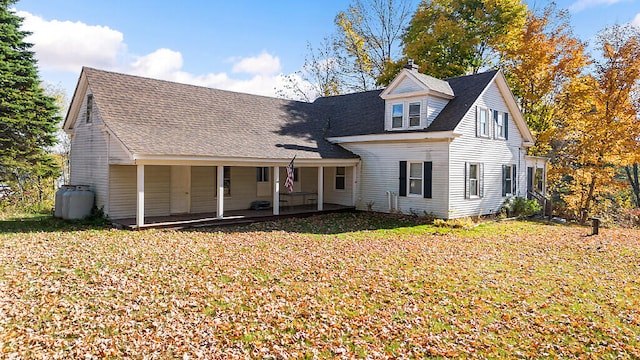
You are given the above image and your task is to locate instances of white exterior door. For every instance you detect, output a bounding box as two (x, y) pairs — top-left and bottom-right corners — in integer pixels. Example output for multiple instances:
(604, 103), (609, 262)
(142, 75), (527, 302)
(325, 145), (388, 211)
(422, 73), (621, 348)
(171, 166), (191, 214)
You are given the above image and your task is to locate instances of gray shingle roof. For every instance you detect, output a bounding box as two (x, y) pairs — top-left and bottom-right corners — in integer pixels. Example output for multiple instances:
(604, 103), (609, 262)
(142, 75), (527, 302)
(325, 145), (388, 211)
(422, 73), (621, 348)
(318, 70), (498, 137)
(412, 71), (454, 97)
(79, 68), (499, 158)
(83, 68), (357, 160)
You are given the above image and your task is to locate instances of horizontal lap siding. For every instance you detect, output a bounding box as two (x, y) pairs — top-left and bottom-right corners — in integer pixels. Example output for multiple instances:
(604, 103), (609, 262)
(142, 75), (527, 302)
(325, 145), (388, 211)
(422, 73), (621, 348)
(108, 135), (132, 164)
(191, 166), (216, 213)
(427, 97), (449, 126)
(341, 141), (449, 218)
(108, 165), (136, 219)
(448, 81), (526, 218)
(69, 91), (109, 214)
(323, 166), (354, 206)
(145, 166), (170, 217)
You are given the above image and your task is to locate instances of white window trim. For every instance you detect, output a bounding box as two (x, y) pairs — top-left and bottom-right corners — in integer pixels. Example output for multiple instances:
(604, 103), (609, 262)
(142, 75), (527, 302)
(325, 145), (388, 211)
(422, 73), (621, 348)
(495, 111), (506, 139)
(407, 161), (423, 197)
(477, 107), (490, 138)
(335, 166), (346, 191)
(466, 163), (483, 199)
(389, 100), (423, 130)
(408, 102), (421, 128)
(504, 164), (514, 196)
(391, 103), (404, 129)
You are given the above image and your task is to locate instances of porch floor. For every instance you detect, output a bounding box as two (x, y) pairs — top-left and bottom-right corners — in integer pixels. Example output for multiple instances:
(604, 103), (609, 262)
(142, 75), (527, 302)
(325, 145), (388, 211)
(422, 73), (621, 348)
(111, 203), (355, 230)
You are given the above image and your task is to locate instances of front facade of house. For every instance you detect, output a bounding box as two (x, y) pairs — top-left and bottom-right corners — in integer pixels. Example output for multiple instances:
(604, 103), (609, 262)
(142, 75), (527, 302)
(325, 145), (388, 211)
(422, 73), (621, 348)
(64, 66), (546, 227)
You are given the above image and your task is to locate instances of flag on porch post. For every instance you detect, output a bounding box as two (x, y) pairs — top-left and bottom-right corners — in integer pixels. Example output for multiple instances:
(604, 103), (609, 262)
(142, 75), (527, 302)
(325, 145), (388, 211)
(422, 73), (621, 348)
(284, 156), (295, 192)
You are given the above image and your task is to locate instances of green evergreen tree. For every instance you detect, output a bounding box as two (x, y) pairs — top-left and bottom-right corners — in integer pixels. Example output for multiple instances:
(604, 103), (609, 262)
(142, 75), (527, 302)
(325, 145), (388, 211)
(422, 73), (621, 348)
(0, 0), (60, 184)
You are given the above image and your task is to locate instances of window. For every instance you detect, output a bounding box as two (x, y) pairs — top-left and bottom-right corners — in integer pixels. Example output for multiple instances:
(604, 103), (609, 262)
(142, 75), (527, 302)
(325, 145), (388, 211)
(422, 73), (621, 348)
(502, 165), (516, 196)
(409, 102), (421, 127)
(535, 167), (544, 193)
(392, 104), (403, 128)
(465, 162), (483, 198)
(408, 162), (423, 196)
(399, 161), (432, 198)
(256, 167), (269, 182)
(477, 107), (490, 137)
(293, 168), (299, 182)
(494, 111), (508, 139)
(335, 167), (345, 190)
(86, 94), (93, 123)
(223, 167), (231, 196)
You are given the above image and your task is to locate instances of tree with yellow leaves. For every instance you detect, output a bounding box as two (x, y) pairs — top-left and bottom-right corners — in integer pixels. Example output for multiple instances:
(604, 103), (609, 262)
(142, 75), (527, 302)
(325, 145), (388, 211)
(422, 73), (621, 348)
(553, 24), (640, 223)
(500, 4), (589, 156)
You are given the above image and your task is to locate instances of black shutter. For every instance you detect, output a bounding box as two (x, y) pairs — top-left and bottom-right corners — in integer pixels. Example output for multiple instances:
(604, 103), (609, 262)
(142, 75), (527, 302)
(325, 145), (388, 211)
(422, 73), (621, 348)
(493, 110), (499, 139)
(399, 161), (407, 196)
(423, 162), (432, 198)
(502, 165), (507, 197)
(504, 113), (509, 140)
(512, 164), (517, 195)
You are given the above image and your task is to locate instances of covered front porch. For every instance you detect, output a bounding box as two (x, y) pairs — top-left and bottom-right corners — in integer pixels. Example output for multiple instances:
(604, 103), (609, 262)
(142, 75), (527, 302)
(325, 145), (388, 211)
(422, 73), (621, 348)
(107, 158), (360, 229)
(112, 203), (355, 230)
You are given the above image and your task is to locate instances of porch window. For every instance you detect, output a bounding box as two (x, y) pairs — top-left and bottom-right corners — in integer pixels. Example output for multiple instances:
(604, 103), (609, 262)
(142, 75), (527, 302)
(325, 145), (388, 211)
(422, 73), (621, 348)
(409, 102), (421, 127)
(218, 167), (230, 196)
(335, 167), (345, 190)
(256, 167), (269, 182)
(502, 164), (516, 196)
(465, 162), (484, 198)
(392, 104), (403, 128)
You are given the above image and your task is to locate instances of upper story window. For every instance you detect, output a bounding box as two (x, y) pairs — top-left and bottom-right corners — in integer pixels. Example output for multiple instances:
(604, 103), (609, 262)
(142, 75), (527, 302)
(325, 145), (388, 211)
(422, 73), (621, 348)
(86, 94), (93, 124)
(390, 101), (422, 130)
(494, 111), (508, 139)
(476, 107), (490, 138)
(392, 104), (403, 128)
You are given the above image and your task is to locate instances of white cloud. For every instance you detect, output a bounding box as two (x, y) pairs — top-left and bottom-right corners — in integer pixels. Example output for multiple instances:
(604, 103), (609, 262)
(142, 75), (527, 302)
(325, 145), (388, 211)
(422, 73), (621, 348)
(231, 51), (281, 75)
(16, 10), (300, 98)
(17, 10), (125, 72)
(568, 0), (623, 12)
(632, 13), (640, 28)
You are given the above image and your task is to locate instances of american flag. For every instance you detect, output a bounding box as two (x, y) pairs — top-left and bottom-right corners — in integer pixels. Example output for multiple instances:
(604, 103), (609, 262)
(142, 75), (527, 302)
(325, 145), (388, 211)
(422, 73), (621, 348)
(284, 156), (295, 192)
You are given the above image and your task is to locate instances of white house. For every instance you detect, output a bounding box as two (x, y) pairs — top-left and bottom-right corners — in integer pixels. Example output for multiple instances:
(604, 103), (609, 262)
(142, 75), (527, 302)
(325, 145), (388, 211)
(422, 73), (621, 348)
(63, 64), (546, 227)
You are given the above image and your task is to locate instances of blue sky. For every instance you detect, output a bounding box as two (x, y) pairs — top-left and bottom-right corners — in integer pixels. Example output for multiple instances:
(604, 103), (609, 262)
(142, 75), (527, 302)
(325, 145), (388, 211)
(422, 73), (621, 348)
(12, 0), (640, 100)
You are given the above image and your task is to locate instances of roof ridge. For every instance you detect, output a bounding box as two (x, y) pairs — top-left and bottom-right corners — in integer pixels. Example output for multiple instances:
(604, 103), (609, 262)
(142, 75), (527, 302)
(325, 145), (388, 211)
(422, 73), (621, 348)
(82, 66), (312, 105)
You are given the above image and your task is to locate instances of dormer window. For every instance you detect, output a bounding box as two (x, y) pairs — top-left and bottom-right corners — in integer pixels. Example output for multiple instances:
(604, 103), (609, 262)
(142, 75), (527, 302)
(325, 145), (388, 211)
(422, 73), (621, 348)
(409, 102), (421, 127)
(389, 100), (422, 130)
(392, 104), (403, 128)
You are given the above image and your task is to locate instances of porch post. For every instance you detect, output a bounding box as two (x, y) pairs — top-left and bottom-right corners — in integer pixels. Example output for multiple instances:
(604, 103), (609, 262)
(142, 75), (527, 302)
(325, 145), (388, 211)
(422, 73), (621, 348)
(317, 166), (324, 211)
(136, 164), (145, 228)
(217, 166), (224, 219)
(273, 166), (280, 215)
(352, 165), (358, 207)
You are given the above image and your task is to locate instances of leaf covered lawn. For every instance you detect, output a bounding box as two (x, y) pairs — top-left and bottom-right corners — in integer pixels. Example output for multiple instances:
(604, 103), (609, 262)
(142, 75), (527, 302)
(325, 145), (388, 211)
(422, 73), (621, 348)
(1, 213), (639, 358)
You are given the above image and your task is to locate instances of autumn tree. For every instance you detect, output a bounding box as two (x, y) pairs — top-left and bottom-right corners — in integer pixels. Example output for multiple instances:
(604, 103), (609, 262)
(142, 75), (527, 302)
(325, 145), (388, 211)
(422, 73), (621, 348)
(379, 0), (527, 84)
(277, 39), (343, 102)
(553, 24), (640, 223)
(334, 0), (414, 92)
(500, 4), (588, 155)
(0, 0), (60, 190)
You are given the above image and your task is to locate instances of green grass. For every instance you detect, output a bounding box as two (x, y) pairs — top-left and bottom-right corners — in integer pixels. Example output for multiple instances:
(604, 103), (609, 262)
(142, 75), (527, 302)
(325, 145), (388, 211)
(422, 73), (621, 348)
(0, 212), (639, 358)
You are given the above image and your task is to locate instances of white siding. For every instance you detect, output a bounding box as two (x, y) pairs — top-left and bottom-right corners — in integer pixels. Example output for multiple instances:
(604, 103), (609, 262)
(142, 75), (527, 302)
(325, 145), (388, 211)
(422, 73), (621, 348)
(448, 80), (527, 218)
(145, 166), (170, 217)
(322, 166), (354, 206)
(108, 135), (132, 164)
(341, 141), (450, 218)
(427, 96), (449, 126)
(191, 166), (216, 213)
(108, 165), (136, 219)
(69, 90), (109, 214)
(390, 77), (422, 94)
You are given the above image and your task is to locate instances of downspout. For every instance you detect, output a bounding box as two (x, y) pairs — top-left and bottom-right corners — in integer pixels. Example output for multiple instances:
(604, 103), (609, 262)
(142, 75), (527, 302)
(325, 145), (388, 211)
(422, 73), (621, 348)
(386, 191), (392, 212)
